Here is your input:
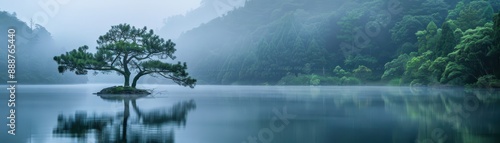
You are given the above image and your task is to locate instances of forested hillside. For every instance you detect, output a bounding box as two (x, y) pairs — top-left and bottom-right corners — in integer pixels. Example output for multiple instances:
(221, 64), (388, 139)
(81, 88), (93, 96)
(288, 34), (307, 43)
(158, 0), (245, 40)
(0, 11), (87, 84)
(175, 0), (500, 87)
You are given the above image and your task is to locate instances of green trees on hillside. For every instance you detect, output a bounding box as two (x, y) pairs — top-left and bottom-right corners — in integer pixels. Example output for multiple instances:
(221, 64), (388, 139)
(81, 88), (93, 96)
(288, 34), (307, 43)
(375, 0), (500, 87)
(382, 54), (410, 82)
(385, 8), (500, 87)
(435, 21), (460, 57)
(391, 15), (435, 47)
(455, 1), (494, 30)
(174, 0), (499, 87)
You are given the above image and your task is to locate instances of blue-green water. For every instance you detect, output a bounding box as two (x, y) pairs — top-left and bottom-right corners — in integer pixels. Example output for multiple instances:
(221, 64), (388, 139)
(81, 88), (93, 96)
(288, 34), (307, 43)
(1, 85), (499, 143)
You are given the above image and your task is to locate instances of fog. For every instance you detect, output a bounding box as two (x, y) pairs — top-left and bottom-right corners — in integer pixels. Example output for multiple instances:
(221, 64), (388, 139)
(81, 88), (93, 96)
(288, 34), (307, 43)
(0, 0), (245, 84)
(0, 0), (201, 48)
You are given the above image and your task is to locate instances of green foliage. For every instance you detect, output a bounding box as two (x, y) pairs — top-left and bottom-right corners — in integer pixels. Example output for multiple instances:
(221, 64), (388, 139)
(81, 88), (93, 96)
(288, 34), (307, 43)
(416, 21), (441, 53)
(435, 20), (460, 57)
(387, 78), (402, 86)
(449, 23), (493, 72)
(390, 15), (436, 45)
(277, 73), (361, 86)
(54, 24), (196, 88)
(336, 2), (367, 42)
(278, 74), (308, 85)
(403, 51), (433, 85)
(97, 86), (150, 94)
(404, 12), (500, 87)
(395, 2), (499, 87)
(335, 0), (400, 74)
(340, 76), (362, 85)
(310, 74), (321, 86)
(429, 56), (449, 82)
(494, 13), (500, 48)
(333, 66), (349, 77)
(446, 1), (465, 20)
(469, 75), (500, 88)
(398, 42), (418, 54)
(247, 13), (332, 83)
(278, 74), (321, 85)
(391, 16), (421, 45)
(440, 62), (469, 84)
(491, 13), (500, 74)
(401, 0), (449, 19)
(321, 76), (341, 85)
(344, 55), (377, 69)
(427, 21), (438, 36)
(454, 1), (494, 30)
(382, 54), (410, 80)
(353, 65), (373, 81)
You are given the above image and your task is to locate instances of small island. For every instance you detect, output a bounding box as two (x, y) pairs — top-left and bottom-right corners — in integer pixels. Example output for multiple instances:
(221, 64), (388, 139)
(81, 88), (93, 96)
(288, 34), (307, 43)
(53, 24), (197, 94)
(96, 86), (151, 95)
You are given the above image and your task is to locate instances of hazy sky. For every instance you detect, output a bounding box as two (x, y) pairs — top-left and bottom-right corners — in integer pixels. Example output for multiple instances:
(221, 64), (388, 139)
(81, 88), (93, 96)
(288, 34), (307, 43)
(0, 0), (202, 48)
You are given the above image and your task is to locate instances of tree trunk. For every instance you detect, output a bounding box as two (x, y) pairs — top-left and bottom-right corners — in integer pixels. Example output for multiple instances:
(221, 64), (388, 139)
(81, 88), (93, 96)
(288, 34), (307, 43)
(122, 99), (129, 142)
(124, 74), (130, 87)
(131, 100), (142, 118)
(131, 73), (144, 88)
(123, 53), (131, 87)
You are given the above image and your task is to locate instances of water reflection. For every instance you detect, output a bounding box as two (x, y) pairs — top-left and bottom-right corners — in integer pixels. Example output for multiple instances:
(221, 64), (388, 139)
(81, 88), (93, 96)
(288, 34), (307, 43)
(273, 87), (500, 143)
(45, 86), (500, 143)
(53, 94), (196, 143)
(382, 88), (500, 143)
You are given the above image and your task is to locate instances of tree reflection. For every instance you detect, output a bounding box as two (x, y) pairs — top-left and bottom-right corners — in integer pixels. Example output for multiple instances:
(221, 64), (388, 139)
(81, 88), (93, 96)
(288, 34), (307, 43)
(53, 95), (196, 143)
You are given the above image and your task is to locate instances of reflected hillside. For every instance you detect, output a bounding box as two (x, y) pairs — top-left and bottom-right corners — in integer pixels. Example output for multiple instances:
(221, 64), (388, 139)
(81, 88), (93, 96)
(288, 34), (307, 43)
(382, 88), (500, 143)
(53, 96), (196, 143)
(275, 86), (500, 143)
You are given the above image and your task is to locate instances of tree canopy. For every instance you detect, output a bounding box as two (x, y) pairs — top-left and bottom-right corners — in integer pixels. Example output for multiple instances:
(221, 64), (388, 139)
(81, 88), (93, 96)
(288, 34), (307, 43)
(54, 24), (196, 88)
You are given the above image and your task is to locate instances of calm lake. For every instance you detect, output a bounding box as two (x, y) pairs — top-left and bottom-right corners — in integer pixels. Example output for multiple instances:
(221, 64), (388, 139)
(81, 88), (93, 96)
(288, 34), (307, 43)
(1, 84), (500, 143)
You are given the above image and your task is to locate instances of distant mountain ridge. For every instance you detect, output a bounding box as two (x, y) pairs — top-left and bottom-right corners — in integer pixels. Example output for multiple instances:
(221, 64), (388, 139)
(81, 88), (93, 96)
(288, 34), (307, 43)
(159, 0), (247, 40)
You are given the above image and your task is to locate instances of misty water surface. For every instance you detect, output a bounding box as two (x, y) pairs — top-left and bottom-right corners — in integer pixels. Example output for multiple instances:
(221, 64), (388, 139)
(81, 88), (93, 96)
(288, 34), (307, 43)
(0, 85), (499, 143)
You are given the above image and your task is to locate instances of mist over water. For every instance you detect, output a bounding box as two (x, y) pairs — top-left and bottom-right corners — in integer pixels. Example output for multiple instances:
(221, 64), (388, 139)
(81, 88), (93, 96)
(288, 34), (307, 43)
(0, 85), (499, 143)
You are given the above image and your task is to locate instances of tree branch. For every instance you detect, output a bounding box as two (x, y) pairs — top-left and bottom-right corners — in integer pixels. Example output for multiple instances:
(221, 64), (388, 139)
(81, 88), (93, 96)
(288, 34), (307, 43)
(110, 51), (123, 66)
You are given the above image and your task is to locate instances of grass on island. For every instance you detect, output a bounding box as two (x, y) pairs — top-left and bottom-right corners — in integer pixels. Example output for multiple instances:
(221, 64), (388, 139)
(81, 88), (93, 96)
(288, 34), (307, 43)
(96, 86), (151, 95)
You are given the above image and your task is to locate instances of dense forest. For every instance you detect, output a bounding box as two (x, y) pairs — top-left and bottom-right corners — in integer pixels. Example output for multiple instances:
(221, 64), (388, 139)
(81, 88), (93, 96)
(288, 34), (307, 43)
(174, 0), (500, 87)
(158, 0), (245, 40)
(0, 11), (87, 84)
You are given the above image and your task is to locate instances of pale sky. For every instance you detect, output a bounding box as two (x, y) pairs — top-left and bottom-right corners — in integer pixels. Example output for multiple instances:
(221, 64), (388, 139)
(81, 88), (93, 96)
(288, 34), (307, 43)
(0, 0), (202, 48)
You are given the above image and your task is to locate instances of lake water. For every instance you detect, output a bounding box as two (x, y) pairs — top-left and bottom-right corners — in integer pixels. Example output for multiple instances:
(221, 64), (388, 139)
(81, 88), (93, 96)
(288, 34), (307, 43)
(1, 84), (499, 143)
